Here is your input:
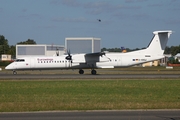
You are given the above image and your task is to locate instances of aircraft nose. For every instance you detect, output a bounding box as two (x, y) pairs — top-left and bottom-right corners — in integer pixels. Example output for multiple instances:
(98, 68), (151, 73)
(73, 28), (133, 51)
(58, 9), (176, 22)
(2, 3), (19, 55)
(5, 65), (9, 70)
(5, 64), (13, 70)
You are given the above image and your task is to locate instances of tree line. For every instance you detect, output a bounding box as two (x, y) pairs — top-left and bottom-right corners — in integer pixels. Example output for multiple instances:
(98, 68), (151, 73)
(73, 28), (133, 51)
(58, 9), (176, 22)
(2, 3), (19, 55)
(1, 35), (180, 58)
(0, 35), (36, 58)
(101, 46), (180, 56)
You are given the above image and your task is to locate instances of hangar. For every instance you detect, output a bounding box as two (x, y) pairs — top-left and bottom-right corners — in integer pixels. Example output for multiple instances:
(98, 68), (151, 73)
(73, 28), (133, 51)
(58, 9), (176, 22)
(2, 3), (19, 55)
(15, 37), (101, 58)
(65, 37), (101, 54)
(16, 44), (65, 58)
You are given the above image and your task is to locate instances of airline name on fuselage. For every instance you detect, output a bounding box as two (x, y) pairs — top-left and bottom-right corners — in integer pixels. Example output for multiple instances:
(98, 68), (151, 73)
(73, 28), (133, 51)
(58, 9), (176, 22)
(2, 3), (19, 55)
(37, 58), (54, 61)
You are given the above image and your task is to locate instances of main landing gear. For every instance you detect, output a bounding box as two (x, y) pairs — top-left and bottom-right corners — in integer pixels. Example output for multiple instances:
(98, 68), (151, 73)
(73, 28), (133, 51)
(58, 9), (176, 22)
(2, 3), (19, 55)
(79, 69), (97, 75)
(79, 69), (84, 74)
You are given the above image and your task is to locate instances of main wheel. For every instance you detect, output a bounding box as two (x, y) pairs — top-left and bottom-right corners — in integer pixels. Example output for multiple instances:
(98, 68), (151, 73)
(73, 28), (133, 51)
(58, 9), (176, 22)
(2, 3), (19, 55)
(91, 69), (97, 75)
(79, 69), (84, 74)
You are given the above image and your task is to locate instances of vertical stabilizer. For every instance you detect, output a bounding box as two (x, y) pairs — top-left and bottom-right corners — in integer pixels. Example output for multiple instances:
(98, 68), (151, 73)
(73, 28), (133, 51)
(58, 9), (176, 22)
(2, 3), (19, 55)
(145, 30), (172, 55)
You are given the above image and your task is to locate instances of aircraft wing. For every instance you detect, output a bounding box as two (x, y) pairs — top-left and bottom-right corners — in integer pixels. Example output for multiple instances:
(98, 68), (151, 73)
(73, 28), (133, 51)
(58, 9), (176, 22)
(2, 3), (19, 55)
(84, 52), (109, 63)
(72, 52), (109, 63)
(85, 52), (105, 57)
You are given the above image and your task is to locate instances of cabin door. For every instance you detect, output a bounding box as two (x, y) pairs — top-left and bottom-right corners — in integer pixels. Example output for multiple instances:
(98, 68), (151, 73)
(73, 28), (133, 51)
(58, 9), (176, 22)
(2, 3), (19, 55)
(117, 57), (121, 66)
(30, 58), (35, 68)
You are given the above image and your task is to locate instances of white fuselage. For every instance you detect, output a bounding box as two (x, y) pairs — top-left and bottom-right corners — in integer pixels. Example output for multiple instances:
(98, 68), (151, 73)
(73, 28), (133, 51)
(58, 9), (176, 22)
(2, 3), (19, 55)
(5, 52), (164, 70)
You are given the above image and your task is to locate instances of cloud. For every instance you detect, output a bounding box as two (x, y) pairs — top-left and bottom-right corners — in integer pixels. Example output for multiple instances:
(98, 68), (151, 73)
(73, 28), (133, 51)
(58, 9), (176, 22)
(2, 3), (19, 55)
(38, 25), (57, 29)
(148, 3), (163, 7)
(118, 5), (141, 9)
(18, 14), (42, 20)
(50, 0), (142, 16)
(114, 12), (148, 20)
(52, 17), (88, 22)
(166, 19), (180, 25)
(22, 8), (27, 13)
(50, 0), (81, 7)
(132, 13), (149, 19)
(61, 0), (81, 7)
(84, 1), (116, 15)
(84, 1), (111, 9)
(84, 1), (141, 15)
(125, 0), (148, 3)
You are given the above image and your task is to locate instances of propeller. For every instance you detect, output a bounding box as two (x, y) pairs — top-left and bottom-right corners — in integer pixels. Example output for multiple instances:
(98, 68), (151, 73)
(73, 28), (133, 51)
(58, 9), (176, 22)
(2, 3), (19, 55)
(56, 47), (59, 56)
(65, 50), (72, 67)
(65, 50), (72, 60)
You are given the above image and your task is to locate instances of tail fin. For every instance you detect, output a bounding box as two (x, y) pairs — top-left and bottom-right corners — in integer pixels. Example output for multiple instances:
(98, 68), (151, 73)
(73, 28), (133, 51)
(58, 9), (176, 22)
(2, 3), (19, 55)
(145, 30), (172, 55)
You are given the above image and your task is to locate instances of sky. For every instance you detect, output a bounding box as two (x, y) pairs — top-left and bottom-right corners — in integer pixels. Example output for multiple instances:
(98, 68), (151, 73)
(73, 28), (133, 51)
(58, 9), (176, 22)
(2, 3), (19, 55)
(0, 0), (180, 49)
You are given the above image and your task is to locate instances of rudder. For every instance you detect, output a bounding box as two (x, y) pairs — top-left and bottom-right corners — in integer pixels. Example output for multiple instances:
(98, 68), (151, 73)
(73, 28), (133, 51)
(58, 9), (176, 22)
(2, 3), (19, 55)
(146, 30), (172, 55)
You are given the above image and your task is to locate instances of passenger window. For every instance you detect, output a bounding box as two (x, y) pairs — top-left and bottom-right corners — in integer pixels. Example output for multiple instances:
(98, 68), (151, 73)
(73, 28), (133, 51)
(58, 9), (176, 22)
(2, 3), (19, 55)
(15, 59), (25, 62)
(20, 59), (25, 62)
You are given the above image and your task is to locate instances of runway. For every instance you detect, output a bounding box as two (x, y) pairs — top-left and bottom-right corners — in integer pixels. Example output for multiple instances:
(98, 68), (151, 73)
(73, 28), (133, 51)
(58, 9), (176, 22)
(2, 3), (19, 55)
(0, 110), (180, 120)
(0, 73), (180, 79)
(1, 67), (180, 79)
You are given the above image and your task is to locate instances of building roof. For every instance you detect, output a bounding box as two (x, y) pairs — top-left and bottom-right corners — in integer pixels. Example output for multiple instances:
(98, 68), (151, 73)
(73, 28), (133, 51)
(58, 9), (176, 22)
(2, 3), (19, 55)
(175, 53), (180, 57)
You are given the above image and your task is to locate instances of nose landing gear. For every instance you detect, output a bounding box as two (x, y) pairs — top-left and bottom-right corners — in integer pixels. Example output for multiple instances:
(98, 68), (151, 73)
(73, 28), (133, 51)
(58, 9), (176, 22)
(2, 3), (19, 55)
(13, 70), (17, 75)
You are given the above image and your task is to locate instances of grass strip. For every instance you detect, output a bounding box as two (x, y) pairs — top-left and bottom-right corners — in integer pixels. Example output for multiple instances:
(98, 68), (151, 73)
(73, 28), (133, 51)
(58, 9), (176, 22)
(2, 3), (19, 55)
(0, 79), (180, 112)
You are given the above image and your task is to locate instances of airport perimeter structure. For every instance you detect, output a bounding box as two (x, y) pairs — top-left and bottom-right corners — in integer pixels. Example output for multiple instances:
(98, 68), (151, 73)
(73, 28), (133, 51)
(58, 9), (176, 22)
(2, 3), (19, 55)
(65, 37), (101, 54)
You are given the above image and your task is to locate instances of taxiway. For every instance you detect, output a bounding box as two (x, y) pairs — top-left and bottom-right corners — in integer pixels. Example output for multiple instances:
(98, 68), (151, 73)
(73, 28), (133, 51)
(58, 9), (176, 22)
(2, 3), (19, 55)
(0, 110), (180, 120)
(0, 73), (180, 79)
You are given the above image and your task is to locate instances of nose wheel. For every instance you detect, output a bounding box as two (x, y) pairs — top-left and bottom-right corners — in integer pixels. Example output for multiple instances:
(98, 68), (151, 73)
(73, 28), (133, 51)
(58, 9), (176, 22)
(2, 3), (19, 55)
(13, 70), (17, 75)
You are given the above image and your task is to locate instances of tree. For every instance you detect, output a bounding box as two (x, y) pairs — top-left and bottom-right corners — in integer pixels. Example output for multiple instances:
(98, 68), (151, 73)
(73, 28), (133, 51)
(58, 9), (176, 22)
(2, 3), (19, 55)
(164, 46), (171, 54)
(170, 46), (180, 56)
(0, 35), (9, 54)
(8, 45), (16, 59)
(17, 39), (36, 44)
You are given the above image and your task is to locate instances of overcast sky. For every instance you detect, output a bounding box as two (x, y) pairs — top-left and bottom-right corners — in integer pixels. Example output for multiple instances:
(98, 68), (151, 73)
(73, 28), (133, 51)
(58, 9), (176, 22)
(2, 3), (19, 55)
(0, 0), (179, 49)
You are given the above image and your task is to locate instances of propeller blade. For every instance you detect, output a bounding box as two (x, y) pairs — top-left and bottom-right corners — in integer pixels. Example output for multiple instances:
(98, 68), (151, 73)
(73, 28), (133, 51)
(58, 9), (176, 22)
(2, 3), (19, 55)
(65, 49), (72, 60)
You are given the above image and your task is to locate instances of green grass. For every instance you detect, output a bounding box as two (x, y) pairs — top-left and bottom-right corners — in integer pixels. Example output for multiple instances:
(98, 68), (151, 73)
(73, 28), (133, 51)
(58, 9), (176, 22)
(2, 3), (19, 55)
(0, 79), (180, 112)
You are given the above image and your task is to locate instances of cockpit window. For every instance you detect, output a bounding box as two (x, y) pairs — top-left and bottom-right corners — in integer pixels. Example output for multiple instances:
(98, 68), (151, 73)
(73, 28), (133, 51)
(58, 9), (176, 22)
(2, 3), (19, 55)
(15, 59), (25, 62)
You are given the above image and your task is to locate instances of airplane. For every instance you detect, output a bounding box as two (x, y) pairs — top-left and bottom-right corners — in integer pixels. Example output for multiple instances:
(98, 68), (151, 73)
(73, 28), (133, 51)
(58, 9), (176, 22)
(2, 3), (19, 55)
(5, 30), (172, 75)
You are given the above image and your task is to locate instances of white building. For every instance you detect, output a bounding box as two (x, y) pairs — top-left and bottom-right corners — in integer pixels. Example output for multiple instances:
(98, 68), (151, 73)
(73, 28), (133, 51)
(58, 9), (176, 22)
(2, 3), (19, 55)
(16, 44), (65, 58)
(175, 53), (180, 62)
(1, 54), (11, 61)
(65, 37), (101, 54)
